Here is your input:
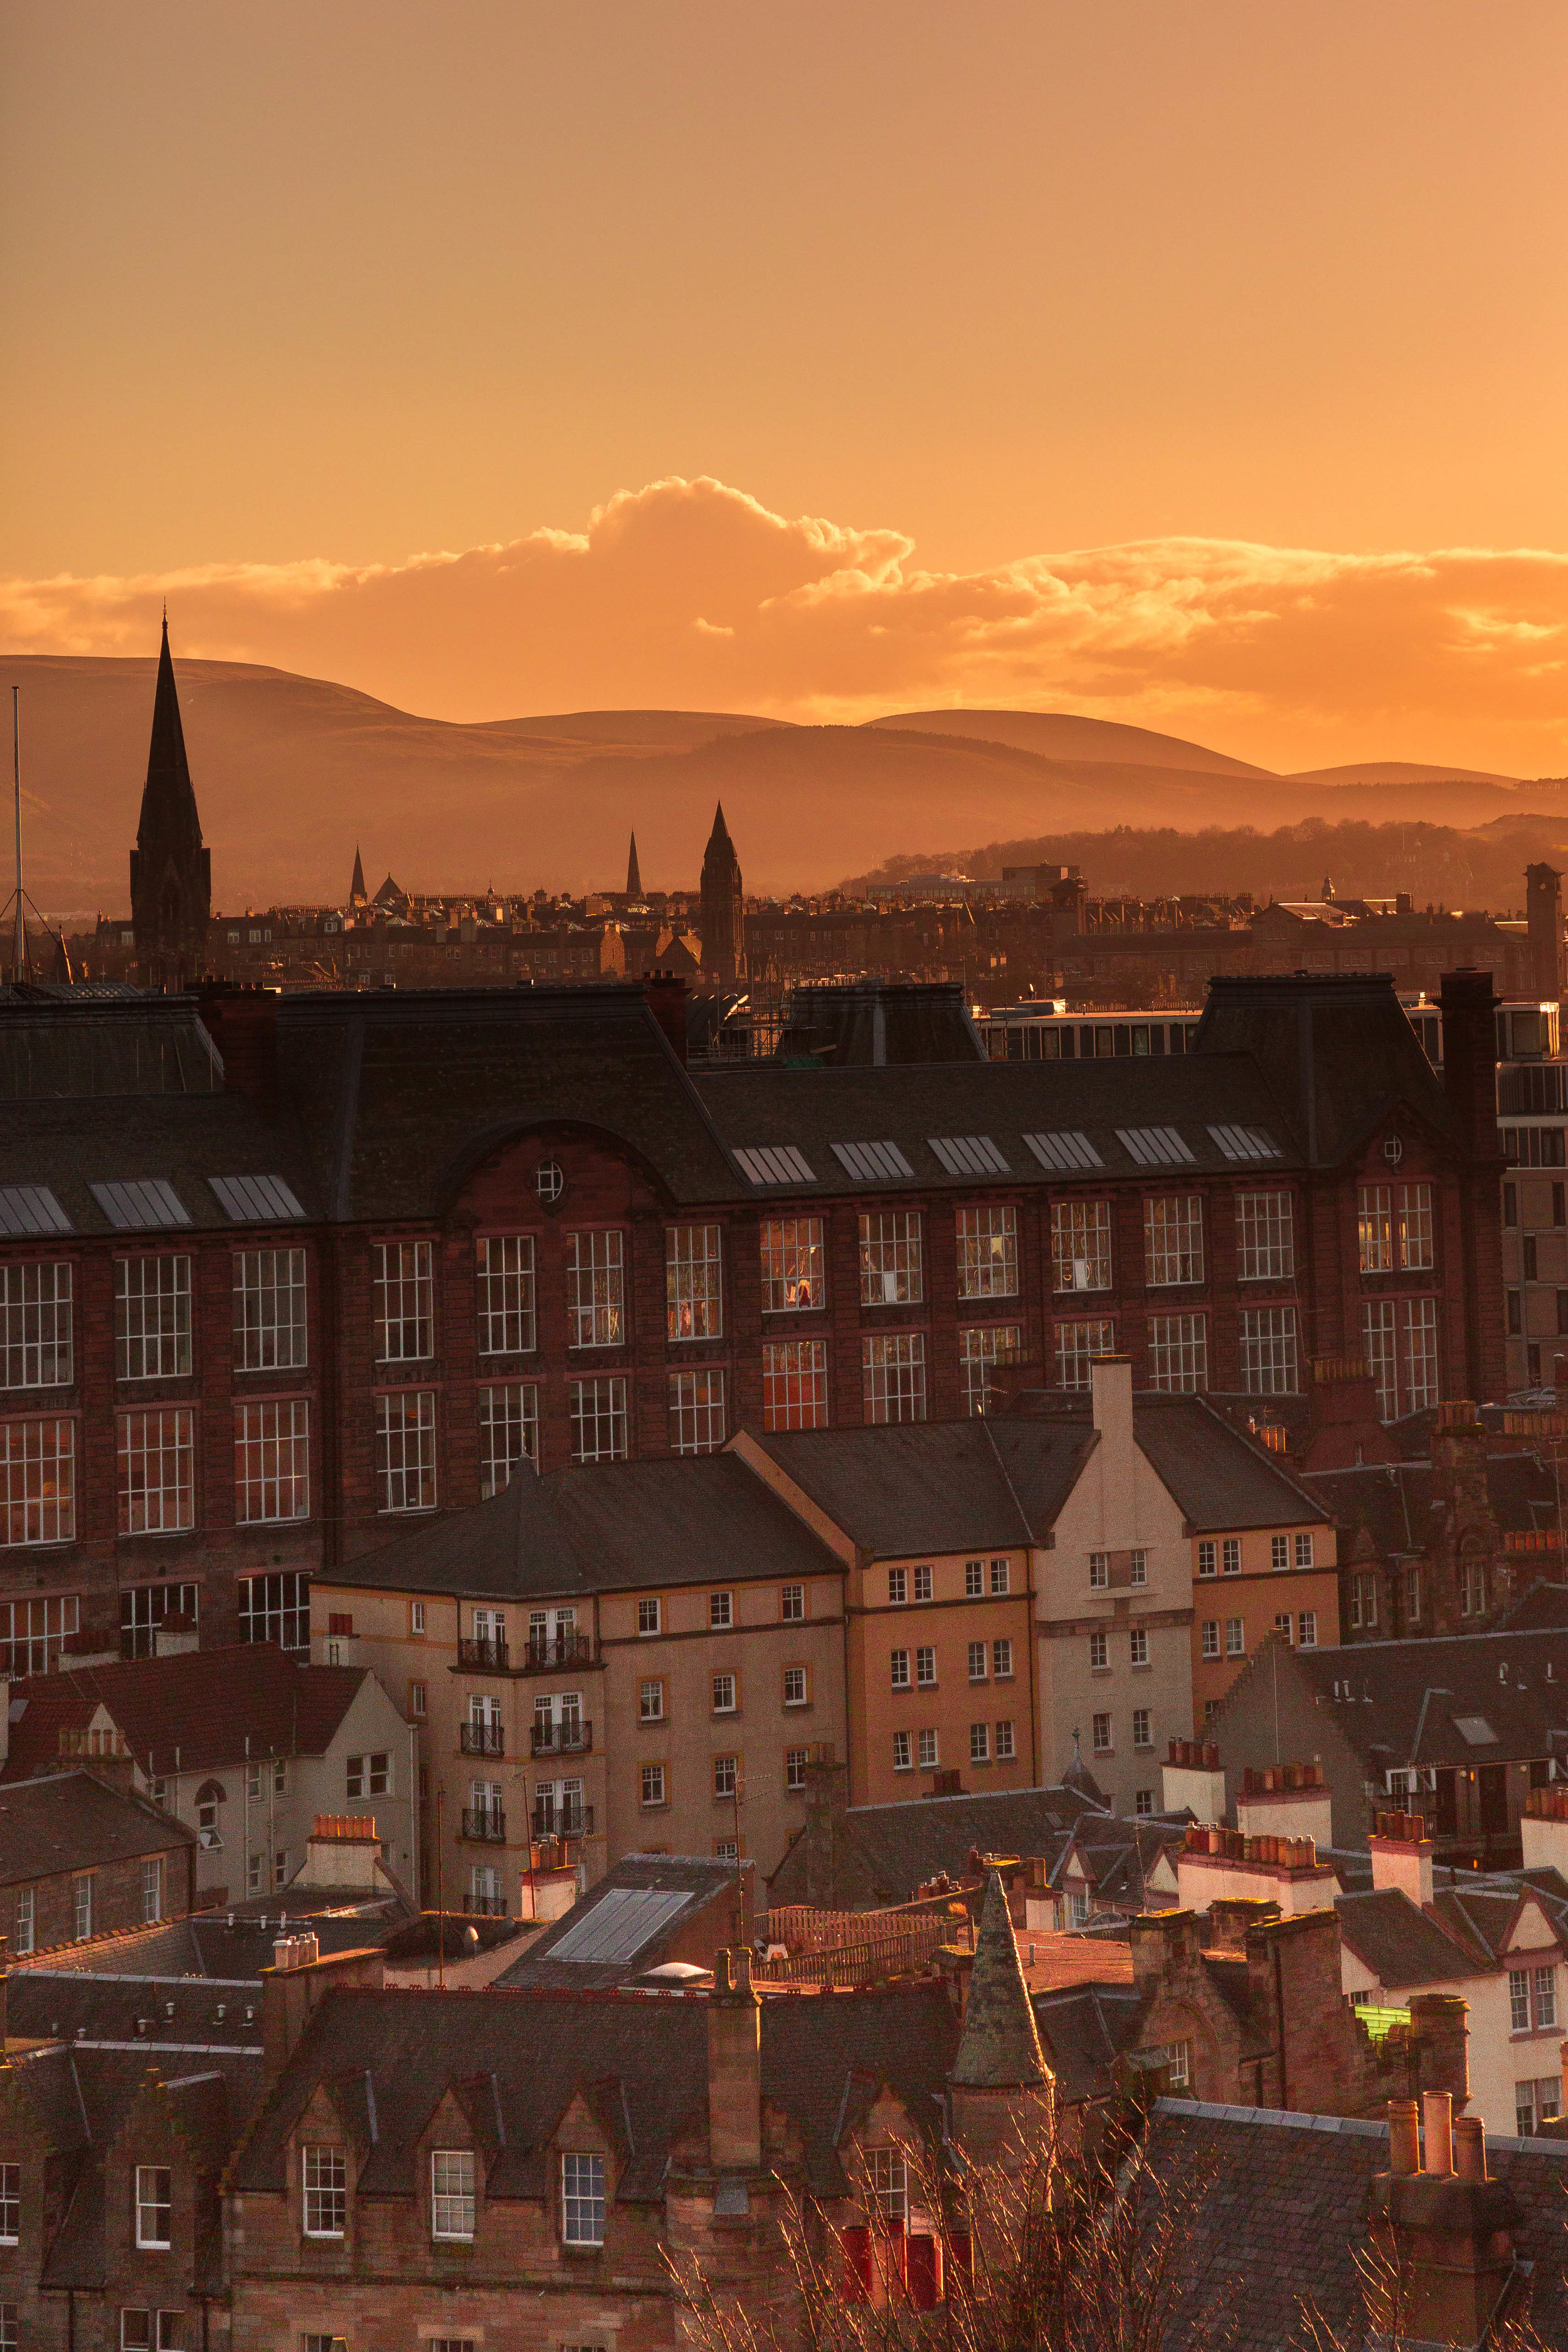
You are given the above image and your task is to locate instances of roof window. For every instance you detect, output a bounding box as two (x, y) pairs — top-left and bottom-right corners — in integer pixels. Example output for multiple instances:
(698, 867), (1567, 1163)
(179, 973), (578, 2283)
(927, 1135), (1010, 1176)
(208, 1174), (305, 1222)
(733, 1144), (817, 1185)
(0, 1184), (72, 1237)
(830, 1140), (914, 1182)
(1022, 1130), (1103, 1172)
(89, 1178), (189, 1230)
(1207, 1123), (1283, 1161)
(1115, 1126), (1195, 1167)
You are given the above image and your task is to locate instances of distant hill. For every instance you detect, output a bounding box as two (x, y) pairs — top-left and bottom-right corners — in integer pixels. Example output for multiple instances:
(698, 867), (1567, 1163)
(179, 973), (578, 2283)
(1, 653), (1557, 916)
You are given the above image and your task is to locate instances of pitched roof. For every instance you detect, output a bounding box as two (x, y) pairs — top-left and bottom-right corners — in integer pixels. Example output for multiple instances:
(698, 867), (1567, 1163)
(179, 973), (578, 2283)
(495, 1854), (745, 1991)
(950, 1870), (1048, 2088)
(8, 1968), (263, 2050)
(1304, 1454), (1560, 1557)
(768, 1784), (1110, 1910)
(3, 1646), (370, 1783)
(754, 1418), (1090, 1555)
(1333, 1887), (1489, 1988)
(1121, 1397), (1333, 1530)
(0, 1770), (194, 1888)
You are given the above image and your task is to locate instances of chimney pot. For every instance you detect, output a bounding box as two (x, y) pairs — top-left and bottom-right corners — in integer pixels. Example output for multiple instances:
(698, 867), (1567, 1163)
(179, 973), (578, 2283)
(1422, 2090), (1454, 2176)
(1453, 2115), (1488, 2182)
(1389, 2099), (1421, 2175)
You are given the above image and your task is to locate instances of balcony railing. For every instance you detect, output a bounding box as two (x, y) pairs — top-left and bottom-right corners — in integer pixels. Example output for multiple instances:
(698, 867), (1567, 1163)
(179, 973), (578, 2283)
(460, 1808), (507, 1843)
(459, 1723), (505, 1757)
(458, 1638), (509, 1673)
(532, 1804), (595, 1840)
(467, 1892), (508, 1917)
(519, 1631), (598, 1674)
(531, 1719), (593, 1757)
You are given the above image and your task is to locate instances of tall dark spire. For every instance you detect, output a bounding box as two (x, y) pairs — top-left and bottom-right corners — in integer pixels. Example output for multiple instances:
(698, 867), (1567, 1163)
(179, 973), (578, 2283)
(950, 1870), (1047, 2090)
(626, 830), (642, 900)
(699, 801), (744, 983)
(129, 617), (211, 981)
(350, 844), (367, 906)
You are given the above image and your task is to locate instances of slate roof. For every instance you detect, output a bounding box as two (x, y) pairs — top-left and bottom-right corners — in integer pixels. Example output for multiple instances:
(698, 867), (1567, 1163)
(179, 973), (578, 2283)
(0, 1770), (195, 1887)
(1218, 1625), (1568, 1773)
(1500, 1577), (1568, 1632)
(0, 1082), (321, 1232)
(1303, 1453), (1560, 1557)
(8, 1968), (264, 2050)
(495, 1854), (745, 1991)
(231, 1979), (963, 2205)
(6, 1905), (398, 1979)
(768, 1784), (1110, 1910)
(1030, 1983), (1143, 2105)
(1332, 1887), (1490, 1988)
(1109, 1397), (1332, 1533)
(4, 1646), (371, 1783)
(753, 1418), (1091, 1555)
(1145, 2099), (1568, 2352)
(332, 1450), (844, 1600)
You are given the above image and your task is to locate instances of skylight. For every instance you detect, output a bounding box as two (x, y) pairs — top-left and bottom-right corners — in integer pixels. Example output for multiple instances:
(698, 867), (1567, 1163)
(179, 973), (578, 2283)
(88, 1179), (190, 1231)
(830, 1140), (914, 1182)
(0, 1185), (72, 1238)
(207, 1174), (306, 1222)
(1023, 1130), (1103, 1173)
(1453, 1715), (1498, 1747)
(1207, 1123), (1283, 1161)
(733, 1144), (817, 1186)
(927, 1135), (1010, 1176)
(1115, 1126), (1195, 1167)
(547, 1884), (689, 1963)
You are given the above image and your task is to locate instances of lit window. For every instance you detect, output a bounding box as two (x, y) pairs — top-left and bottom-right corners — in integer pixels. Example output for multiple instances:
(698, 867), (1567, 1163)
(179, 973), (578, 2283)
(666, 1226), (724, 1342)
(235, 1399), (310, 1523)
(762, 1339), (827, 1430)
(233, 1248), (306, 1371)
(475, 1234), (536, 1355)
(431, 2149), (475, 2242)
(1397, 1184), (1434, 1271)
(115, 1257), (191, 1381)
(135, 2164), (172, 2249)
(0, 1261), (73, 1387)
(1051, 1201), (1111, 1293)
(561, 2153), (606, 2246)
(568, 1377), (627, 1463)
(564, 1231), (625, 1348)
(372, 1241), (432, 1363)
(1358, 1185), (1393, 1275)
(117, 1409), (194, 1535)
(373, 1392), (436, 1512)
(859, 1212), (923, 1307)
(1, 1418), (76, 1547)
(957, 1205), (1019, 1300)
(1144, 1196), (1204, 1287)
(760, 1217), (824, 1313)
(669, 1369), (726, 1454)
(862, 1334), (926, 1424)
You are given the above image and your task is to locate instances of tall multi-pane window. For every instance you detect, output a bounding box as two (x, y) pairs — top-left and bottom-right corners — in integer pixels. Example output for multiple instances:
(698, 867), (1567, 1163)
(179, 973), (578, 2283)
(1358, 1187), (1394, 1275)
(956, 1206), (1018, 1300)
(669, 1369), (726, 1454)
(0, 2163), (16, 2244)
(301, 2146), (346, 2238)
(667, 1226), (723, 1341)
(859, 1213), (923, 1306)
(118, 1409), (194, 1535)
(115, 1258), (191, 1380)
(569, 1376), (627, 1461)
(1147, 1313), (1207, 1392)
(561, 2153), (605, 2247)
(232, 1249), (307, 1371)
(373, 1241), (433, 1362)
(0, 1596), (78, 1676)
(134, 2164), (170, 2248)
(235, 1401), (310, 1523)
(1238, 1307), (1299, 1396)
(0, 1262), (73, 1388)
(374, 1391), (437, 1512)
(430, 2149), (475, 2242)
(959, 1325), (1022, 1415)
(1051, 1202), (1112, 1292)
(760, 1217), (824, 1312)
(1, 1417), (75, 1545)
(14, 1888), (33, 1955)
(862, 1334), (926, 1424)
(142, 1856), (164, 1923)
(1402, 1298), (1439, 1416)
(478, 1383), (538, 1496)
(565, 1231), (625, 1347)
(1236, 1192), (1295, 1283)
(475, 1235), (536, 1355)
(238, 1571), (309, 1655)
(122, 1581), (198, 1661)
(1144, 1197), (1204, 1286)
(1055, 1320), (1115, 1391)
(1362, 1300), (1398, 1421)
(1398, 1184), (1434, 1271)
(763, 1340), (829, 1430)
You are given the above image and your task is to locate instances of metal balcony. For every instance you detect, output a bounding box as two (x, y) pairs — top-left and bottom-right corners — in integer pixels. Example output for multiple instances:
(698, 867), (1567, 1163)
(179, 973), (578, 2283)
(459, 1723), (505, 1757)
(458, 1638), (510, 1673)
(519, 1631), (599, 1674)
(532, 1804), (594, 1840)
(460, 1808), (507, 1843)
(531, 1719), (593, 1757)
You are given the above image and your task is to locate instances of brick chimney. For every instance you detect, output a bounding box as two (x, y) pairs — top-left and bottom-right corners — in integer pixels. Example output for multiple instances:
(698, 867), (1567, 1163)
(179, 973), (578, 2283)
(1089, 1353), (1134, 1459)
(1234, 1761), (1333, 1852)
(198, 982), (280, 1120)
(644, 971), (687, 1066)
(1439, 969), (1500, 1155)
(262, 1939), (384, 2079)
(1369, 1810), (1435, 1908)
(802, 1742), (849, 1909)
(706, 1947), (761, 2171)
(1162, 1737), (1226, 1823)
(1369, 2095), (1521, 2347)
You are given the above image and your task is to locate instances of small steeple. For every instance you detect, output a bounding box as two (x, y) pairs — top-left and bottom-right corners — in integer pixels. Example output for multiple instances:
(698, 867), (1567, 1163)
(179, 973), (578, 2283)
(626, 831), (642, 899)
(950, 1870), (1047, 2090)
(350, 845), (367, 906)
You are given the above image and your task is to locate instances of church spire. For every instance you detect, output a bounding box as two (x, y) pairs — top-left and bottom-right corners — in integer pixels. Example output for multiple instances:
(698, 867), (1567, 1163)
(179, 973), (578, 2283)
(350, 844), (367, 906)
(626, 830), (642, 899)
(129, 615), (211, 982)
(699, 800), (744, 983)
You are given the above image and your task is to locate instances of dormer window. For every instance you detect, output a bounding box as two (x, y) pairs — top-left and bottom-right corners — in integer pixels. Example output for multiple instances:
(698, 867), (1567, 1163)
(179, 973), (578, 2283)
(867, 2149), (908, 2225)
(134, 2166), (171, 2250)
(301, 2146), (346, 2239)
(430, 2149), (475, 2242)
(561, 2152), (605, 2247)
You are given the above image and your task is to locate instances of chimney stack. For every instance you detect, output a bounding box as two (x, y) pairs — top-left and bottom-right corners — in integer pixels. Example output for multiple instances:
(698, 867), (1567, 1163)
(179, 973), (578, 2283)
(644, 971), (688, 1066)
(706, 1948), (761, 2171)
(1370, 2098), (1520, 2348)
(1369, 1810), (1435, 1909)
(198, 982), (280, 1120)
(1089, 1353), (1134, 1458)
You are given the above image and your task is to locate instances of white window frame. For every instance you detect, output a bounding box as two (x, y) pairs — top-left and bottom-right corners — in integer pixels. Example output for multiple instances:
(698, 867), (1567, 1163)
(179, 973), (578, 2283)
(1238, 1306), (1299, 1397)
(235, 1399), (310, 1524)
(373, 1239), (433, 1364)
(300, 2145), (346, 2240)
(760, 1217), (824, 1313)
(762, 1338), (828, 1431)
(0, 1261), (73, 1389)
(666, 1225), (723, 1342)
(859, 1212), (923, 1308)
(1143, 1195), (1204, 1287)
(115, 1256), (191, 1382)
(1051, 1200), (1112, 1293)
(135, 2164), (172, 2250)
(956, 1205), (1019, 1301)
(475, 1234), (536, 1356)
(1, 1416), (76, 1547)
(1147, 1311), (1207, 1393)
(560, 2152), (605, 2247)
(565, 1230), (626, 1349)
(233, 1248), (307, 1372)
(478, 1381), (539, 1496)
(430, 2148), (475, 2242)
(1236, 1192), (1294, 1283)
(568, 1376), (627, 1463)
(374, 1391), (437, 1512)
(669, 1369), (726, 1455)
(862, 1333), (926, 1424)
(117, 1409), (194, 1535)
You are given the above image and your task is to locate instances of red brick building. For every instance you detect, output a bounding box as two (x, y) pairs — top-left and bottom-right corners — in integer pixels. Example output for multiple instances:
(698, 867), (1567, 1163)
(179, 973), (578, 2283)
(0, 1764), (196, 1954)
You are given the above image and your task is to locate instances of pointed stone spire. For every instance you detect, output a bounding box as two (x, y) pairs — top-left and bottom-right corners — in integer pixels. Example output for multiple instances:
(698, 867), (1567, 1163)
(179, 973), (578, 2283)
(626, 831), (642, 899)
(129, 615), (211, 978)
(699, 801), (744, 982)
(950, 1870), (1047, 2089)
(350, 845), (367, 906)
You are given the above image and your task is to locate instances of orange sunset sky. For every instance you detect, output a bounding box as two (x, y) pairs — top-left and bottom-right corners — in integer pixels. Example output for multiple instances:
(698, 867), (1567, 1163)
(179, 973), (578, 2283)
(5, 1), (1568, 775)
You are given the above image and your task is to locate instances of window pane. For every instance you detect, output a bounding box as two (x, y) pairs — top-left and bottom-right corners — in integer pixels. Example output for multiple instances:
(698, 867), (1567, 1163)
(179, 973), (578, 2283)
(569, 1377), (627, 1462)
(669, 1369), (726, 1454)
(235, 1400), (310, 1523)
(118, 1409), (194, 1535)
(374, 1391), (437, 1512)
(760, 1217), (824, 1312)
(233, 1248), (307, 1371)
(373, 1241), (433, 1363)
(1054, 1319), (1115, 1391)
(859, 1213), (923, 1307)
(478, 1382), (539, 1496)
(862, 1333), (926, 1424)
(1147, 1313), (1207, 1394)
(762, 1340), (828, 1431)
(1, 1416), (76, 1546)
(115, 1257), (191, 1381)
(1143, 1196), (1204, 1287)
(956, 1206), (1018, 1301)
(666, 1226), (723, 1341)
(1236, 1192), (1294, 1283)
(0, 1261), (73, 1387)
(1051, 1202), (1111, 1293)
(565, 1231), (625, 1348)
(475, 1234), (536, 1356)
(1238, 1307), (1298, 1397)
(959, 1325), (1022, 1416)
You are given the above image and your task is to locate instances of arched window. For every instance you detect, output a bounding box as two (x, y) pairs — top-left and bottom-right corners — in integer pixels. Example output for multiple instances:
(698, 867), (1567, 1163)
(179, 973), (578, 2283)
(194, 1780), (227, 1846)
